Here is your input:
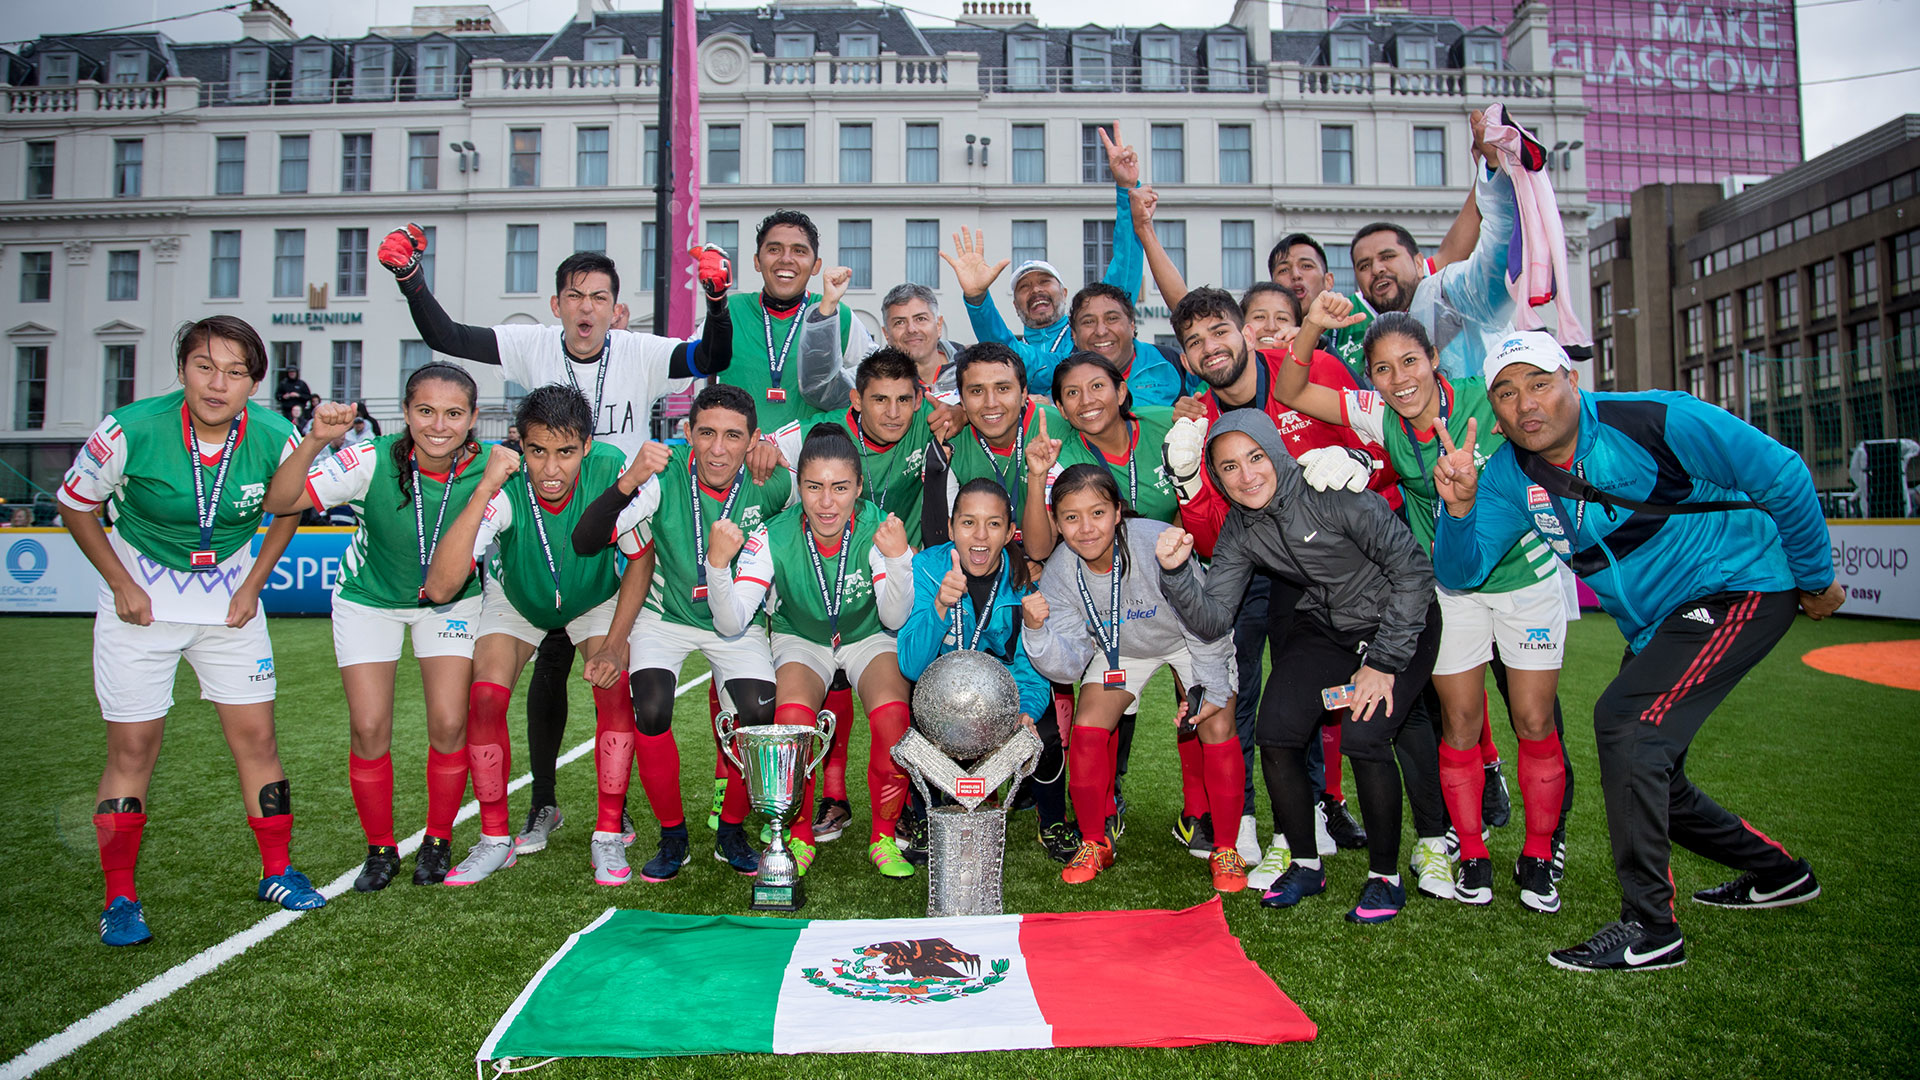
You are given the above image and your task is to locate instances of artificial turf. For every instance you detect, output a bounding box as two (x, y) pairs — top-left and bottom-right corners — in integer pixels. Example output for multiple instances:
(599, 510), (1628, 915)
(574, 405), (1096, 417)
(1, 612), (1915, 1079)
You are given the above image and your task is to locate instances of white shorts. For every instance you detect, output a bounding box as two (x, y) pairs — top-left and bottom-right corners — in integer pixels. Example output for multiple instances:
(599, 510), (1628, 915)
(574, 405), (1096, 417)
(1082, 648), (1197, 717)
(93, 606), (276, 723)
(1433, 575), (1568, 677)
(629, 607), (775, 710)
(331, 594), (484, 666)
(771, 630), (898, 689)
(476, 575), (617, 648)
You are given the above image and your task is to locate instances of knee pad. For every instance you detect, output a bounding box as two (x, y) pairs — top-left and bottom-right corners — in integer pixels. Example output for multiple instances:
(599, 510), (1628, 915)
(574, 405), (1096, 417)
(257, 779), (291, 817)
(629, 669), (678, 737)
(96, 796), (143, 814)
(728, 680), (777, 727)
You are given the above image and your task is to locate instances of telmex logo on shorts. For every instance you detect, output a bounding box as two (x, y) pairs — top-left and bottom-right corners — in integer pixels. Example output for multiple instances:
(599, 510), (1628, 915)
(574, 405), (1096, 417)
(441, 619), (471, 638)
(5, 539), (48, 584)
(252, 658), (275, 682)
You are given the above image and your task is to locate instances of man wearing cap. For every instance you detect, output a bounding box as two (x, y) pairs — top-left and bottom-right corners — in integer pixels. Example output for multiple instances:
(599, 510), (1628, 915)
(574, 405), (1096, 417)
(1429, 330), (1841, 973)
(941, 127), (1146, 397)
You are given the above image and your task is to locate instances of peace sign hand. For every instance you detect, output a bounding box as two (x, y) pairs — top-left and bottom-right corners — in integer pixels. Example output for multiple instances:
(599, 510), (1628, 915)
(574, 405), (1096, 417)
(1099, 124), (1139, 188)
(1431, 417), (1480, 517)
(1024, 409), (1061, 476)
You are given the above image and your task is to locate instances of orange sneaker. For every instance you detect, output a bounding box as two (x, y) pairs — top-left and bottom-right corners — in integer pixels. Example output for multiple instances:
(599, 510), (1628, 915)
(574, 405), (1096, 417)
(1210, 847), (1250, 893)
(1062, 839), (1113, 884)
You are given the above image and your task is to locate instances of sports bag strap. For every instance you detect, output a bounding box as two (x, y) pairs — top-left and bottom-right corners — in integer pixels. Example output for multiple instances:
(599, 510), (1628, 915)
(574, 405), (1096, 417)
(1512, 447), (1760, 517)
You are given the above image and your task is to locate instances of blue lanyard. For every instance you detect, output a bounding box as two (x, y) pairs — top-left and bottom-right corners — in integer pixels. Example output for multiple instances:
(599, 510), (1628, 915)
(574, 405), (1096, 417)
(949, 556), (1001, 651)
(1075, 540), (1124, 671)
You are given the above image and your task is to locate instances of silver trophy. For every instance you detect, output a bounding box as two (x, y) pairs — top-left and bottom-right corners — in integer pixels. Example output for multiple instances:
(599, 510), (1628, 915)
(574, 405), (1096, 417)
(716, 709), (835, 912)
(893, 650), (1043, 917)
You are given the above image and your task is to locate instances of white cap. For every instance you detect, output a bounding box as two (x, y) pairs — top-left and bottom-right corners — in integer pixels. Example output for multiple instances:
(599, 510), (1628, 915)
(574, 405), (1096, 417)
(1011, 260), (1062, 289)
(1484, 330), (1571, 385)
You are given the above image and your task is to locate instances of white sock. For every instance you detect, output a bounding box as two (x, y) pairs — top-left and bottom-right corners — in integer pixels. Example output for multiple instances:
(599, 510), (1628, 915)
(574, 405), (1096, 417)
(1373, 872), (1402, 886)
(1294, 857), (1322, 871)
(479, 833), (509, 843)
(592, 829), (621, 842)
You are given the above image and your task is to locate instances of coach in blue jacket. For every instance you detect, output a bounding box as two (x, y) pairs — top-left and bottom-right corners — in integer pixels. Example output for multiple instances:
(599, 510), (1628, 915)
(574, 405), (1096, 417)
(1429, 330), (1843, 974)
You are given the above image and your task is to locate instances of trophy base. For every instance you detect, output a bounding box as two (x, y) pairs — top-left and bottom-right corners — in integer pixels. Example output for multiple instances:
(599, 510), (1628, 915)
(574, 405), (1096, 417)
(750, 880), (805, 912)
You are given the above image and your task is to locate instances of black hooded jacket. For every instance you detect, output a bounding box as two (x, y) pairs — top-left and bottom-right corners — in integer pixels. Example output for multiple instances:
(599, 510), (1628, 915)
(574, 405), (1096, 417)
(1158, 411), (1434, 673)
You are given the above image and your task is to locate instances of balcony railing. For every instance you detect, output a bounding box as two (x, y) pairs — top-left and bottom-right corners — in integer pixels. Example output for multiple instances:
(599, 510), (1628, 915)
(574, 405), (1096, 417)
(194, 74), (474, 106)
(5, 81), (195, 114)
(980, 63), (1267, 94)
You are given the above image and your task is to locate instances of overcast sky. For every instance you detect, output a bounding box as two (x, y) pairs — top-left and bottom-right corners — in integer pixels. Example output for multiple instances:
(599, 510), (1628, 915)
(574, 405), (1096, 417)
(8, 0), (1915, 157)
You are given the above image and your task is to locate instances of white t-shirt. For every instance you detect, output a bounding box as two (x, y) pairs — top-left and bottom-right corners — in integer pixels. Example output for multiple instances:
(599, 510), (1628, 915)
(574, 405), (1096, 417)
(492, 325), (693, 461)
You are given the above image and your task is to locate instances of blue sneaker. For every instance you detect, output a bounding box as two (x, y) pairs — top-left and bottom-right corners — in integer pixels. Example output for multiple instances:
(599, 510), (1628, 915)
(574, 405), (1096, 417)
(1258, 863), (1327, 909)
(713, 823), (759, 875)
(258, 868), (327, 911)
(1346, 875), (1407, 924)
(641, 825), (692, 882)
(100, 896), (153, 947)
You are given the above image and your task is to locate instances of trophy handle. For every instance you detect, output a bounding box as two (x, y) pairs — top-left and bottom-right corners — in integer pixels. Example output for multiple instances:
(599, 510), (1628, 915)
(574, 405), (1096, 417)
(714, 710), (745, 773)
(806, 709), (837, 776)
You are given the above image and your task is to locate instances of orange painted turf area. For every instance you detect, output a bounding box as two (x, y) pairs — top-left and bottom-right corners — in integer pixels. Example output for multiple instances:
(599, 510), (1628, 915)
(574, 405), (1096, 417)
(1802, 639), (1920, 692)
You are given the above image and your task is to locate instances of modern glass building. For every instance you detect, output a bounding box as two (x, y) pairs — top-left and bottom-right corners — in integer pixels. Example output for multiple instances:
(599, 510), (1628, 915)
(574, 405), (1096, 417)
(1389, 0), (1801, 218)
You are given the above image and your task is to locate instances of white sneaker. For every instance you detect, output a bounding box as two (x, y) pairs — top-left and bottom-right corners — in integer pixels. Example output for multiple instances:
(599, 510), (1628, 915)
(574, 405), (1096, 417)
(1313, 801), (1337, 856)
(1235, 814), (1262, 864)
(514, 804), (563, 854)
(591, 830), (632, 886)
(1247, 839), (1292, 891)
(445, 835), (517, 886)
(1410, 835), (1455, 900)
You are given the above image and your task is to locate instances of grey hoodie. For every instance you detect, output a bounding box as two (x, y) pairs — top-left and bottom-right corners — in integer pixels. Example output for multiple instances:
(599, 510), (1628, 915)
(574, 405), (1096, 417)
(1158, 410), (1435, 674)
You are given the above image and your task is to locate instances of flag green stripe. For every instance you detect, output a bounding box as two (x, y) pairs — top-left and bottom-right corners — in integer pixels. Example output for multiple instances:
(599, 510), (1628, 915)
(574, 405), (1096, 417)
(487, 910), (808, 1059)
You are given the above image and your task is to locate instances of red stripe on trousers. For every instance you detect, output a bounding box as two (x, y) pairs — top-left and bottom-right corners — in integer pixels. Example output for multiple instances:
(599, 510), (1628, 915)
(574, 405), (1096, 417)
(1640, 593), (1758, 725)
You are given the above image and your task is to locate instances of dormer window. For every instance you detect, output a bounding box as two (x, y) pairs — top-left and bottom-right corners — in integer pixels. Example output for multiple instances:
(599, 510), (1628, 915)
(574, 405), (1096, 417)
(110, 51), (146, 84)
(352, 42), (393, 100)
(775, 33), (815, 58)
(1007, 35), (1045, 90)
(292, 46), (331, 99)
(1466, 38), (1500, 70)
(1331, 35), (1366, 68)
(231, 47), (268, 102)
(584, 37), (620, 61)
(839, 33), (878, 57)
(1396, 35), (1434, 69)
(1072, 33), (1110, 90)
(418, 42), (456, 96)
(1141, 33), (1178, 90)
(41, 52), (76, 86)
(1206, 33), (1246, 89)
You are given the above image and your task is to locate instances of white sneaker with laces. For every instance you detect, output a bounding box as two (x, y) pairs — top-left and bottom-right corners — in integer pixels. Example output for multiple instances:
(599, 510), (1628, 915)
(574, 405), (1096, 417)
(514, 804), (563, 854)
(1313, 801), (1337, 856)
(445, 835), (517, 886)
(591, 830), (632, 886)
(1410, 835), (1455, 901)
(1247, 839), (1292, 891)
(1235, 814), (1262, 864)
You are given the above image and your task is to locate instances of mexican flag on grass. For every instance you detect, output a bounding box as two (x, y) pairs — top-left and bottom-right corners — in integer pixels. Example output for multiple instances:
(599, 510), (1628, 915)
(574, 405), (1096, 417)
(480, 898), (1315, 1061)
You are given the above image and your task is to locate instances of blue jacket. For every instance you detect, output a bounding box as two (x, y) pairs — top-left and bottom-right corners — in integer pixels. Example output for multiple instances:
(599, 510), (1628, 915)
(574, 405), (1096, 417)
(1432, 389), (1833, 653)
(896, 544), (1050, 721)
(966, 185), (1144, 395)
(1117, 340), (1194, 408)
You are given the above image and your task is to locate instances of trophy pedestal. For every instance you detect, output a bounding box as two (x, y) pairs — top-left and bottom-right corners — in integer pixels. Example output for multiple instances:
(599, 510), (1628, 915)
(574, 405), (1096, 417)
(750, 835), (805, 912)
(925, 805), (1008, 917)
(750, 881), (805, 912)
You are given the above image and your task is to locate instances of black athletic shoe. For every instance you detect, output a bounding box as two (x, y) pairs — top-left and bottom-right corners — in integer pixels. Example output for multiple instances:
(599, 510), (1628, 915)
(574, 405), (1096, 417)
(1692, 858), (1820, 910)
(1009, 783), (1038, 814)
(1106, 793), (1128, 842)
(1320, 796), (1368, 850)
(1514, 855), (1562, 914)
(354, 844), (401, 892)
(1483, 761), (1513, 828)
(1548, 920), (1685, 972)
(412, 835), (452, 886)
(896, 806), (930, 866)
(1455, 857), (1494, 906)
(1173, 812), (1214, 857)
(1550, 820), (1568, 883)
(713, 823), (759, 875)
(1039, 821), (1081, 864)
(640, 824), (691, 882)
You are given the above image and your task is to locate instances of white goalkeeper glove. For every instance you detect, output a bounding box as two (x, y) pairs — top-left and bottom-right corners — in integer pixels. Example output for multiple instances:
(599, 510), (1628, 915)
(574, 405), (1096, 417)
(1162, 416), (1208, 502)
(1298, 446), (1374, 493)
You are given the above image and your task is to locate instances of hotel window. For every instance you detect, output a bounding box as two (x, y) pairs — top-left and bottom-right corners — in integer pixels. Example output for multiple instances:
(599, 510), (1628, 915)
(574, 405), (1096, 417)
(1848, 246), (1878, 308)
(839, 123), (872, 183)
(336, 229), (368, 297)
(1712, 296), (1734, 350)
(209, 231), (241, 298)
(1466, 39), (1501, 70)
(19, 252), (51, 303)
(643, 126), (659, 186)
(772, 124), (806, 185)
(108, 251), (139, 301)
(905, 124), (940, 183)
(292, 47), (332, 100)
(1081, 124), (1113, 184)
(114, 140), (143, 197)
(352, 43), (393, 100)
(341, 133), (371, 193)
(1011, 125), (1045, 183)
(104, 345), (137, 411)
(708, 125), (741, 184)
(1072, 34), (1111, 90)
(508, 129), (541, 188)
(230, 48), (267, 102)
(1218, 125), (1251, 184)
(41, 54), (76, 86)
(706, 221), (739, 266)
(1413, 127), (1446, 187)
(1683, 305), (1704, 357)
(1221, 221), (1255, 291)
(1083, 219), (1114, 284)
(1742, 285), (1765, 340)
(1150, 125), (1184, 184)
(1321, 126), (1353, 186)
(504, 225), (539, 293)
(576, 127), (609, 187)
(574, 222), (607, 254)
(905, 220), (941, 287)
(280, 134), (309, 193)
(111, 52), (146, 83)
(408, 132), (439, 191)
(1141, 34), (1178, 90)
(1011, 221), (1048, 268)
(274, 230), (305, 297)
(1774, 272), (1799, 331)
(14, 347), (48, 430)
(418, 42), (456, 97)
(1206, 34), (1247, 90)
(840, 220), (872, 290)
(215, 136), (246, 196)
(25, 141), (53, 199)
(1894, 228), (1920, 297)
(331, 340), (363, 402)
(1007, 36), (1045, 90)
(1153, 220), (1187, 282)
(1810, 259), (1836, 319)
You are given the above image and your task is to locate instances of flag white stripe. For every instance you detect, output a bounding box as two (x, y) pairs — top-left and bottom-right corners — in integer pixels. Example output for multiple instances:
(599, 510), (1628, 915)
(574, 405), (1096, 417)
(476, 907), (618, 1063)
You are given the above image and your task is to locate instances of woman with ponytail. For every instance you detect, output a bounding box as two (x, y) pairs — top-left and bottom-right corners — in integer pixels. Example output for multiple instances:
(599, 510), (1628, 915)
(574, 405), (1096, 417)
(705, 424), (919, 879)
(266, 362), (492, 890)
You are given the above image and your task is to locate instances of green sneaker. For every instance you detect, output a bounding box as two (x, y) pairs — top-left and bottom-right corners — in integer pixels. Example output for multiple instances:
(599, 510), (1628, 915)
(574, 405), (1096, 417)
(707, 779), (725, 832)
(868, 836), (915, 878)
(1247, 839), (1292, 892)
(789, 837), (817, 877)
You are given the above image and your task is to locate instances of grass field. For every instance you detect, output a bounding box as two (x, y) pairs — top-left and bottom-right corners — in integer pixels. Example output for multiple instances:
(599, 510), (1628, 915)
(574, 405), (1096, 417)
(2, 611), (1917, 1080)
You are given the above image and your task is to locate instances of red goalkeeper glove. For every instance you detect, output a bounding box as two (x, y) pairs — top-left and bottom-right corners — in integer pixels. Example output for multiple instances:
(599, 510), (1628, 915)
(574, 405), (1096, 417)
(378, 224), (427, 280)
(693, 243), (732, 300)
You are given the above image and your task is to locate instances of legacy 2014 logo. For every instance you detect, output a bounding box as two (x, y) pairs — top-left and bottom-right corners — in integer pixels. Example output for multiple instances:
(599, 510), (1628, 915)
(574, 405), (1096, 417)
(5, 539), (48, 584)
(800, 938), (1009, 1003)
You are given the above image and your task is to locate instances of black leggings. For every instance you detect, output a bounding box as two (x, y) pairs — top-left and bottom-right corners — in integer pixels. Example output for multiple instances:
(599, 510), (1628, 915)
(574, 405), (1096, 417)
(629, 668), (775, 736)
(526, 630), (574, 809)
(1257, 605), (1443, 877)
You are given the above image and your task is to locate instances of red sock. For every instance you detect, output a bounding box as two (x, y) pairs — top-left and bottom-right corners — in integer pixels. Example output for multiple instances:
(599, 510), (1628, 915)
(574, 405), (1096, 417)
(866, 701), (911, 841)
(249, 813), (292, 878)
(719, 750), (750, 825)
(1068, 726), (1113, 845)
(821, 685), (856, 802)
(1200, 739), (1246, 845)
(348, 752), (396, 847)
(1321, 724), (1346, 801)
(95, 811), (145, 906)
(1479, 697), (1500, 764)
(1517, 733), (1567, 860)
(776, 704), (820, 843)
(425, 747), (467, 840)
(593, 683), (636, 833)
(467, 681), (513, 836)
(1176, 733), (1206, 818)
(635, 731), (685, 829)
(709, 685), (727, 780)
(1439, 741), (1489, 860)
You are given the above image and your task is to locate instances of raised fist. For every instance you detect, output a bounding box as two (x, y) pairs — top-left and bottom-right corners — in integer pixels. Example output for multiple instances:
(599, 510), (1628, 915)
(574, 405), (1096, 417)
(693, 243), (732, 299)
(626, 440), (672, 485)
(874, 513), (910, 559)
(707, 518), (746, 569)
(1020, 590), (1049, 630)
(1155, 527), (1195, 571)
(378, 224), (427, 280)
(483, 444), (522, 489)
(308, 400), (358, 445)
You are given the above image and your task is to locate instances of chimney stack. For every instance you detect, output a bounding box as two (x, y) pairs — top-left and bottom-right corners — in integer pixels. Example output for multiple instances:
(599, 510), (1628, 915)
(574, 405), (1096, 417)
(238, 0), (295, 41)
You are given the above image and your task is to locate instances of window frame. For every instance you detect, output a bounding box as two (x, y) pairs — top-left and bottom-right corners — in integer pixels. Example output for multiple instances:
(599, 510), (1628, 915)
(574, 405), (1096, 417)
(1320, 124), (1354, 186)
(209, 230), (242, 299)
(576, 126), (610, 188)
(707, 124), (741, 185)
(508, 128), (542, 189)
(1413, 126), (1446, 188)
(113, 139), (144, 198)
(771, 123), (807, 185)
(1217, 124), (1251, 184)
(904, 219), (941, 288)
(24, 140), (54, 200)
(840, 219), (873, 290)
(1011, 124), (1046, 184)
(335, 228), (369, 297)
(215, 135), (247, 196)
(839, 123), (872, 184)
(1149, 124), (1184, 184)
(107, 250), (140, 302)
(1140, 33), (1179, 91)
(905, 123), (940, 184)
(273, 229), (306, 298)
(407, 131), (439, 191)
(18, 251), (53, 303)
(340, 132), (372, 193)
(504, 224), (539, 294)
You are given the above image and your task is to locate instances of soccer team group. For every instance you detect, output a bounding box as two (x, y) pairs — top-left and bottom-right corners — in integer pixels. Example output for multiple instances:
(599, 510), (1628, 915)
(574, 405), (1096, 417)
(63, 123), (1845, 973)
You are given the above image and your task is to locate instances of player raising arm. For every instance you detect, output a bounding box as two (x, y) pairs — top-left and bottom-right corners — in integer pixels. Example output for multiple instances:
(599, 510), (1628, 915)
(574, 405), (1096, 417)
(59, 316), (318, 946)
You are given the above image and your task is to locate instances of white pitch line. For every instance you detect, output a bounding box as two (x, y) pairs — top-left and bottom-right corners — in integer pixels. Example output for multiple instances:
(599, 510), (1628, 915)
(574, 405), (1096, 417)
(1, 672), (714, 1080)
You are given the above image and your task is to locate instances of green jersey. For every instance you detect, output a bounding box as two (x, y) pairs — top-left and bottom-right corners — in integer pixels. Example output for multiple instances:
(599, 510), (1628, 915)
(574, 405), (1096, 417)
(1054, 406), (1180, 523)
(720, 292), (855, 433)
(642, 445), (791, 630)
(1341, 375), (1555, 594)
(742, 501), (890, 644)
(307, 434), (494, 609)
(775, 402), (937, 542)
(474, 441), (628, 630)
(61, 390), (295, 572)
(944, 401), (1066, 516)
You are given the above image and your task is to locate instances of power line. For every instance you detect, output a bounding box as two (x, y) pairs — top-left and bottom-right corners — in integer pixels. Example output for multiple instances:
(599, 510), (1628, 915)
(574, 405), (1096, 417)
(0, 2), (249, 51)
(1802, 63), (1920, 86)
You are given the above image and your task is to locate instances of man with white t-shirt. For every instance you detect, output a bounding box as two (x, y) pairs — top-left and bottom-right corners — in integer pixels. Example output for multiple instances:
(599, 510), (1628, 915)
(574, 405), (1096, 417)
(379, 227), (736, 853)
